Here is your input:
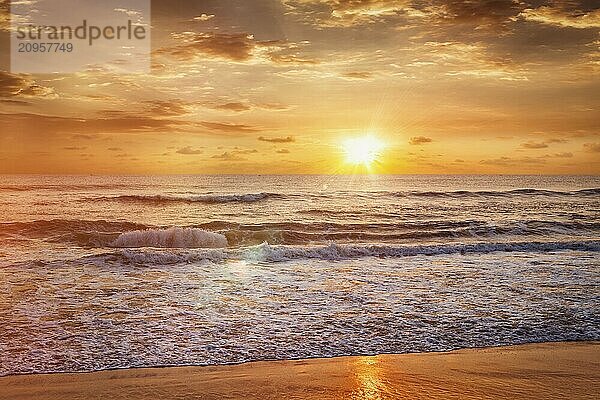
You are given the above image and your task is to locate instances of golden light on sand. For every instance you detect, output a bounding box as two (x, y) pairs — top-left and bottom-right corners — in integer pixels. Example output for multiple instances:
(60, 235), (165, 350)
(342, 136), (385, 167)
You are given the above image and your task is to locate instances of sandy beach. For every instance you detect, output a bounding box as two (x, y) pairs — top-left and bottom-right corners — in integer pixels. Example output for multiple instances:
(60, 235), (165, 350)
(1, 341), (598, 400)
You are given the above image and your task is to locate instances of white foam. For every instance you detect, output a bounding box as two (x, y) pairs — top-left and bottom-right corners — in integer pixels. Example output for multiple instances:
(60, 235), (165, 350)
(242, 240), (600, 262)
(111, 227), (228, 249)
(103, 193), (275, 204)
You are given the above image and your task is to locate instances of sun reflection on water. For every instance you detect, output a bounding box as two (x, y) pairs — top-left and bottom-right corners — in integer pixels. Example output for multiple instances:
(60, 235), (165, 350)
(352, 356), (388, 400)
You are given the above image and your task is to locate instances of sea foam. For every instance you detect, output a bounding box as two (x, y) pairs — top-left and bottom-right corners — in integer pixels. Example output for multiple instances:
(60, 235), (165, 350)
(111, 227), (228, 248)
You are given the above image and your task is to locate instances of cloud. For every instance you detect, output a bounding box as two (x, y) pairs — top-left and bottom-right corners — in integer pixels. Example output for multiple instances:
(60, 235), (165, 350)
(211, 152), (247, 161)
(283, 0), (523, 30)
(232, 148), (258, 154)
(144, 100), (190, 116)
(214, 102), (251, 112)
(283, 0), (410, 27)
(205, 101), (288, 112)
(0, 99), (30, 106)
(63, 146), (87, 151)
(520, 5), (600, 29)
(0, 112), (187, 137)
(276, 148), (291, 153)
(258, 135), (295, 143)
(583, 142), (600, 152)
(480, 156), (546, 166)
(0, 72), (29, 97)
(341, 71), (374, 79)
(424, 0), (523, 30)
(0, 72), (57, 98)
(409, 136), (433, 145)
(551, 152), (573, 158)
(521, 141), (549, 149)
(410, 41), (529, 81)
(257, 103), (291, 111)
(521, 137), (571, 149)
(176, 146), (203, 155)
(192, 14), (215, 21)
(156, 32), (317, 65)
(545, 138), (568, 144)
(107, 147), (123, 151)
(159, 32), (257, 62)
(201, 121), (259, 133)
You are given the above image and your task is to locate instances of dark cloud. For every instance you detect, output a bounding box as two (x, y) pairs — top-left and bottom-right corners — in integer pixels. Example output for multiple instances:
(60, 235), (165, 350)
(157, 33), (259, 62)
(409, 136), (433, 145)
(201, 121), (260, 133)
(341, 71), (374, 79)
(0, 72), (29, 97)
(258, 135), (295, 143)
(156, 32), (317, 65)
(0, 72), (57, 98)
(214, 102), (251, 112)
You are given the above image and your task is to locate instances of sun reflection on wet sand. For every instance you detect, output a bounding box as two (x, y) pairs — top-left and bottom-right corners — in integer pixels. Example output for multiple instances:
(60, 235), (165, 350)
(352, 356), (389, 400)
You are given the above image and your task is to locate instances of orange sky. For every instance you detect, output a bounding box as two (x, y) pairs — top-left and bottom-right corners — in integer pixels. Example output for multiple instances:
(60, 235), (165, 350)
(0, 0), (599, 174)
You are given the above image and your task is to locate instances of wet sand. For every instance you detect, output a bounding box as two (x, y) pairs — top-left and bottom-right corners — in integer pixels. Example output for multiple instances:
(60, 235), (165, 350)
(1, 342), (598, 400)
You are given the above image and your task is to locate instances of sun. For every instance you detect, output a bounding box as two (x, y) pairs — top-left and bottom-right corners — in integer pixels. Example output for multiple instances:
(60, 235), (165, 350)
(342, 136), (385, 166)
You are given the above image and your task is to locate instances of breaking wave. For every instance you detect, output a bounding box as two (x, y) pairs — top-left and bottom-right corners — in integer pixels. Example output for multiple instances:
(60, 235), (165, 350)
(76, 239), (600, 266)
(112, 228), (228, 249)
(92, 192), (282, 204)
(2, 219), (599, 248)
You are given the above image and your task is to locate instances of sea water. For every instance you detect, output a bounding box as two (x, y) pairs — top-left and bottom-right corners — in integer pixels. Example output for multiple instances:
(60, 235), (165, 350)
(0, 175), (598, 375)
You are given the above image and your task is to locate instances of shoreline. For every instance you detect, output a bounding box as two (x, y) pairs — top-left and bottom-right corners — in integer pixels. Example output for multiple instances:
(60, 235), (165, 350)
(1, 341), (598, 399)
(0, 339), (594, 378)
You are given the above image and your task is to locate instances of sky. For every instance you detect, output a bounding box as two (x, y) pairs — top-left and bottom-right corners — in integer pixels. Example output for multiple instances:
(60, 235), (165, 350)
(0, 0), (599, 175)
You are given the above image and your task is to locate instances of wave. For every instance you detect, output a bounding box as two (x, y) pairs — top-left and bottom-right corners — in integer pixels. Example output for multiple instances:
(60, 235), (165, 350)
(243, 240), (600, 262)
(386, 188), (600, 198)
(83, 188), (600, 205)
(0, 184), (140, 192)
(111, 227), (228, 249)
(91, 192), (282, 204)
(78, 239), (600, 266)
(2, 219), (599, 248)
(0, 219), (147, 247)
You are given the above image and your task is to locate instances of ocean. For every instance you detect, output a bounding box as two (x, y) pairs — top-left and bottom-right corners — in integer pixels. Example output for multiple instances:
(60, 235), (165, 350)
(0, 174), (599, 376)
